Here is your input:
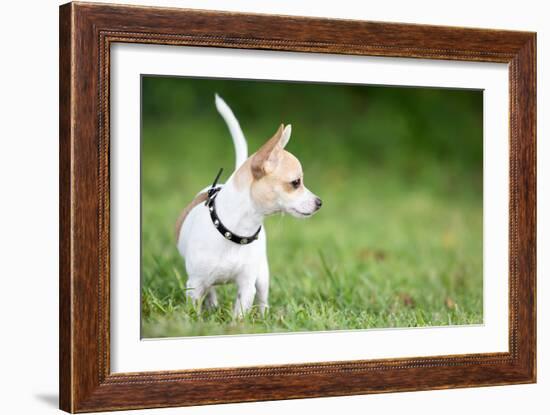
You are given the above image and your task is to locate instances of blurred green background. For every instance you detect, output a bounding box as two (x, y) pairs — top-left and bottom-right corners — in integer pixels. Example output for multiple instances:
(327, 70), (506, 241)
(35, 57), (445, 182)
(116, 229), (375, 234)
(141, 76), (483, 338)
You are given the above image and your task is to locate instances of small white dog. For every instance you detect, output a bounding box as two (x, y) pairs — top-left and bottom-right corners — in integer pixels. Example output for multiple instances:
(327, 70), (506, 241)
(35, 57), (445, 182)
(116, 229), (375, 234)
(175, 95), (322, 317)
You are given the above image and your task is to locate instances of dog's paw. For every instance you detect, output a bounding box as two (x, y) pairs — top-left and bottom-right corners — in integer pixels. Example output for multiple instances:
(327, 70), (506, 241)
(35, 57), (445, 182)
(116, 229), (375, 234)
(259, 304), (269, 317)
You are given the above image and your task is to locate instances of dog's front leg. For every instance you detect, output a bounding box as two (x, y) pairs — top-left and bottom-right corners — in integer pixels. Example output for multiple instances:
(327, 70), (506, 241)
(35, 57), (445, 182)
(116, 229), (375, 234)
(233, 276), (256, 318)
(185, 278), (208, 308)
(255, 258), (270, 315)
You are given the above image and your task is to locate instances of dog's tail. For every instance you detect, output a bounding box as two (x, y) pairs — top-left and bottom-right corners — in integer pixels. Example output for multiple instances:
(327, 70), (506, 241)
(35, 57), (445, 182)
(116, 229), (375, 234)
(215, 94), (248, 171)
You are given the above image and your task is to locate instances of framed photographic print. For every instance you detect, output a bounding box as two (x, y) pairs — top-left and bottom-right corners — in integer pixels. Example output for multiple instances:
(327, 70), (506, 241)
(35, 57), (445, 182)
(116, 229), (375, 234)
(59, 2), (536, 412)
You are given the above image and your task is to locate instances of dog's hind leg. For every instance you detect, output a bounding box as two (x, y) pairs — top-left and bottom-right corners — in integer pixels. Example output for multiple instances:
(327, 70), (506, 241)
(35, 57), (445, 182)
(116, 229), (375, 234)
(204, 287), (218, 309)
(185, 278), (208, 308)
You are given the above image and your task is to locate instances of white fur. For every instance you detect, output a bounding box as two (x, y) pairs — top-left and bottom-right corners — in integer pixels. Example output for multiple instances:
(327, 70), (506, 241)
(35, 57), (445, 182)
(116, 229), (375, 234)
(178, 180), (269, 316)
(177, 95), (319, 317)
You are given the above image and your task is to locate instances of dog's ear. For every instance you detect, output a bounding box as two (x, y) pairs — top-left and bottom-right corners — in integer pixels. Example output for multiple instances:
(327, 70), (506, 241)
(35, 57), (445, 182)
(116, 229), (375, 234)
(279, 124), (292, 149)
(251, 124), (285, 179)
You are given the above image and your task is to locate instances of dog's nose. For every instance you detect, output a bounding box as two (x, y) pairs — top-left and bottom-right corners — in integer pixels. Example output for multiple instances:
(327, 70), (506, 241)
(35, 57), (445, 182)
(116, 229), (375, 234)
(315, 197), (323, 208)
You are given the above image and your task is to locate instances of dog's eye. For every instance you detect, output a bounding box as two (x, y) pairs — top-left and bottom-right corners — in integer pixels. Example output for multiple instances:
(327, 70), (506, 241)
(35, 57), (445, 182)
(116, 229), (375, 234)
(290, 178), (301, 189)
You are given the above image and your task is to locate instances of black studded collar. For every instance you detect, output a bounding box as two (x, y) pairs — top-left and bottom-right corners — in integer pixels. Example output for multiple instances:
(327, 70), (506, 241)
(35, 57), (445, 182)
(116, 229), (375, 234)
(204, 169), (261, 245)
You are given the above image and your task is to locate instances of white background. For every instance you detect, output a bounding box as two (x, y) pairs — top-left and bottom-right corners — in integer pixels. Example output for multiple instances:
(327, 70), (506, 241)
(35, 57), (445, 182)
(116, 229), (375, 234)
(111, 45), (509, 372)
(0, 0), (547, 414)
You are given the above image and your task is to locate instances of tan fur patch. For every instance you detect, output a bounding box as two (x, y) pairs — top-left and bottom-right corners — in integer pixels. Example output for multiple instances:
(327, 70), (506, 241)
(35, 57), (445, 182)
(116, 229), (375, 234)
(250, 149), (304, 211)
(251, 124), (284, 179)
(175, 192), (208, 242)
(277, 151), (303, 184)
(233, 157), (254, 191)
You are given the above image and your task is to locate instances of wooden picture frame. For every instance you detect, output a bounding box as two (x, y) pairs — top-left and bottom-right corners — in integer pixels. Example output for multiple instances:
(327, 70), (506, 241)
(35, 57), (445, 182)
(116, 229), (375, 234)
(59, 2), (536, 412)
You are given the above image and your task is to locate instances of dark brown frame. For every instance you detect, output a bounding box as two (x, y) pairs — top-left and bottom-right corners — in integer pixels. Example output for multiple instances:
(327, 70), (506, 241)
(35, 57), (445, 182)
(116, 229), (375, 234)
(59, 2), (536, 412)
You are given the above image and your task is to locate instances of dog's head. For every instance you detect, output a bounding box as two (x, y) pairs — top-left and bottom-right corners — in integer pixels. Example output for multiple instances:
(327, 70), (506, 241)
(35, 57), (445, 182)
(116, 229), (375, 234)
(237, 124), (322, 218)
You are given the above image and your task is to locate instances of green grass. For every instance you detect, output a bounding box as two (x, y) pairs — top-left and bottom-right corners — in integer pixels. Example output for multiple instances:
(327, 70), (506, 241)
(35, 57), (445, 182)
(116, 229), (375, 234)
(140, 78), (483, 338)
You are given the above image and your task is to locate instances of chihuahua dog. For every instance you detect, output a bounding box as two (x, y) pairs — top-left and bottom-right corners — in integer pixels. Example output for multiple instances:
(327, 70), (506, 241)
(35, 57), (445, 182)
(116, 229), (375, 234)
(175, 95), (322, 317)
